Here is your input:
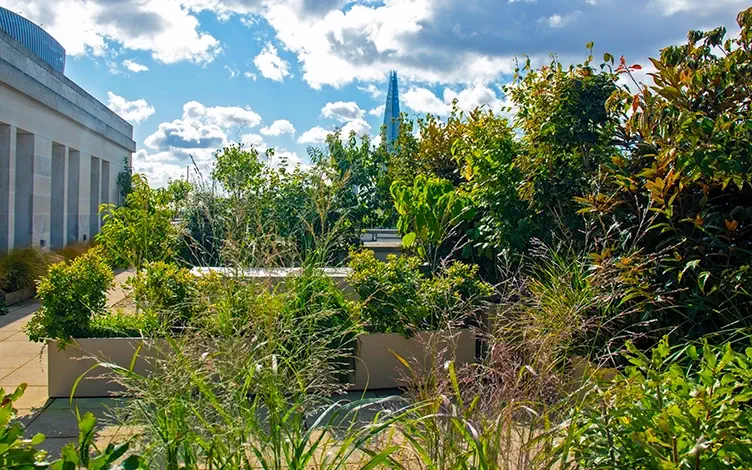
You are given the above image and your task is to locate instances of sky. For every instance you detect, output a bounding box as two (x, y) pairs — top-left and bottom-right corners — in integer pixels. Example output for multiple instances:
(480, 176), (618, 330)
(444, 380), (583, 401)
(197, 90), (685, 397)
(0, 0), (747, 186)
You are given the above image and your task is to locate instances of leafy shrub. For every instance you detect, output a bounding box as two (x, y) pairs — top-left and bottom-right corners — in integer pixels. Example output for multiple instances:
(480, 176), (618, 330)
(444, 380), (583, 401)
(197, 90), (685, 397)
(551, 336), (752, 468)
(0, 384), (46, 466)
(391, 175), (475, 269)
(25, 249), (113, 343)
(0, 246), (57, 293)
(98, 174), (179, 271)
(128, 261), (200, 330)
(577, 11), (752, 341)
(90, 308), (162, 338)
(347, 249), (491, 336)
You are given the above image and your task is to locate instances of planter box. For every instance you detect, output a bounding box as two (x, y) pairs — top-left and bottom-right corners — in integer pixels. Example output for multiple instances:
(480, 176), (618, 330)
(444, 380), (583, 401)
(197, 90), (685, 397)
(49, 330), (477, 397)
(48, 338), (164, 398)
(2, 287), (35, 306)
(352, 329), (477, 390)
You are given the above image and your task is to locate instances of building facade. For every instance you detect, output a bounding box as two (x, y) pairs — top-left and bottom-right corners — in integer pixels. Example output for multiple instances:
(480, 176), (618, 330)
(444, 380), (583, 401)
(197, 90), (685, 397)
(0, 9), (135, 251)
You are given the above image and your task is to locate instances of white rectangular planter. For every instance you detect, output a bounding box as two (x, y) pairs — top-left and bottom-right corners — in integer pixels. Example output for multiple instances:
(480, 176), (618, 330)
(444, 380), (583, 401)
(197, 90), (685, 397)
(49, 330), (477, 397)
(352, 329), (477, 390)
(47, 338), (163, 398)
(3, 287), (35, 306)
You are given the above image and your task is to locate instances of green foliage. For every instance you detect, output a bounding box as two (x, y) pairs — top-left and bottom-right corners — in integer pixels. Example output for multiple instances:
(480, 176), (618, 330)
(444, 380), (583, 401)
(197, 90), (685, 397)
(25, 249), (114, 343)
(98, 174), (180, 271)
(508, 50), (618, 245)
(127, 261), (200, 330)
(115, 157), (132, 205)
(578, 10), (752, 338)
(552, 336), (752, 469)
(391, 175), (475, 269)
(347, 249), (491, 336)
(0, 384), (47, 467)
(347, 250), (425, 336)
(90, 309), (162, 338)
(0, 247), (56, 293)
(1, 385), (142, 469)
(211, 143), (266, 199)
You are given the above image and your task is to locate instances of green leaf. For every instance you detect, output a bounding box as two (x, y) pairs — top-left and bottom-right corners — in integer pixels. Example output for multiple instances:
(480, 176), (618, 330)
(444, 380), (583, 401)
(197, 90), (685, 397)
(402, 232), (417, 247)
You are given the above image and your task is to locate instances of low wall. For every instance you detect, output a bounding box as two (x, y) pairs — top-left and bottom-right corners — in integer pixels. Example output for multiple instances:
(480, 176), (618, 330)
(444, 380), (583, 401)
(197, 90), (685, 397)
(2, 286), (35, 306)
(48, 330), (478, 397)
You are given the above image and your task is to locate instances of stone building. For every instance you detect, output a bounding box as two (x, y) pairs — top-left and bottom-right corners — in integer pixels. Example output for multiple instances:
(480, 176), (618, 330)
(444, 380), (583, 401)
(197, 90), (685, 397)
(0, 7), (135, 250)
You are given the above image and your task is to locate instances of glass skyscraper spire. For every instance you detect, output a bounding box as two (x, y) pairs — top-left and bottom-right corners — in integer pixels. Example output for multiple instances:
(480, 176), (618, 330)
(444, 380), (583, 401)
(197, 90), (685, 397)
(383, 71), (400, 149)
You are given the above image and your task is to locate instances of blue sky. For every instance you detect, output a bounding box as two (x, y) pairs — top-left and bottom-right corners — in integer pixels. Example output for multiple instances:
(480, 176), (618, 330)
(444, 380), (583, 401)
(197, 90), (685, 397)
(0, 0), (746, 186)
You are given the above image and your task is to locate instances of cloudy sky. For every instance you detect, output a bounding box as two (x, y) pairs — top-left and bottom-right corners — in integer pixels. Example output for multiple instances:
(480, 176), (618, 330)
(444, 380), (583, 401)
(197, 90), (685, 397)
(0, 0), (746, 186)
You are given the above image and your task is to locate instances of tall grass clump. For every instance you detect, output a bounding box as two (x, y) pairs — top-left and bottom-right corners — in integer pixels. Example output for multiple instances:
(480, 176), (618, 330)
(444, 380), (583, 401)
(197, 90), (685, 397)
(0, 246), (59, 293)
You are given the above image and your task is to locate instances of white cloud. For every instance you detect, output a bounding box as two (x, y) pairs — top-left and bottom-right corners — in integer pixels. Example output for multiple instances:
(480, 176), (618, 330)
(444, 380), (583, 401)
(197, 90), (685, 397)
(260, 119), (296, 136)
(403, 83), (507, 116)
(321, 101), (365, 122)
(144, 101), (262, 152)
(122, 59), (149, 73)
(369, 104), (385, 116)
(403, 87), (450, 115)
(358, 83), (384, 99)
(244, 71), (258, 80)
(340, 118), (371, 137)
(224, 65), (240, 79)
(297, 126), (330, 144)
(541, 11), (581, 28)
(649, 0), (747, 15)
(267, 149), (307, 170)
(106, 92), (155, 124)
(182, 101), (262, 129)
(241, 133), (266, 148)
(5, 0), (221, 64)
(253, 43), (291, 82)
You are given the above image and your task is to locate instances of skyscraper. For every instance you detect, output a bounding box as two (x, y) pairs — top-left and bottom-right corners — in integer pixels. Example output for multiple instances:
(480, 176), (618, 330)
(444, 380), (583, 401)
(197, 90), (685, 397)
(383, 71), (400, 149)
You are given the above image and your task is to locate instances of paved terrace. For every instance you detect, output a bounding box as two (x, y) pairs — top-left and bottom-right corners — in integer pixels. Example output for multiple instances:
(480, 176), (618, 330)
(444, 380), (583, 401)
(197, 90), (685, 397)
(0, 269), (134, 456)
(0, 268), (403, 458)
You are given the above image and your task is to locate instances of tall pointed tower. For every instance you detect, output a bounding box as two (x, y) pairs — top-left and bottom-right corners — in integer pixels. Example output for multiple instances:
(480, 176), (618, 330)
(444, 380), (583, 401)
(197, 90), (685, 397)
(383, 71), (400, 149)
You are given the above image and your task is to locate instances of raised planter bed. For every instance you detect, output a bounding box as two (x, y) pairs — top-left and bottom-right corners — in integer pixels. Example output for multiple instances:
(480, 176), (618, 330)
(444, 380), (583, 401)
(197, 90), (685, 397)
(2, 287), (36, 306)
(48, 330), (478, 397)
(353, 329), (477, 390)
(48, 338), (164, 398)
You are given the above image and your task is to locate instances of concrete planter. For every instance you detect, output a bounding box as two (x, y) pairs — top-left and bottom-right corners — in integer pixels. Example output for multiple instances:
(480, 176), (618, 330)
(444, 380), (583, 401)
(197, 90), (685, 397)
(352, 329), (477, 390)
(2, 287), (36, 306)
(49, 330), (477, 397)
(47, 338), (164, 398)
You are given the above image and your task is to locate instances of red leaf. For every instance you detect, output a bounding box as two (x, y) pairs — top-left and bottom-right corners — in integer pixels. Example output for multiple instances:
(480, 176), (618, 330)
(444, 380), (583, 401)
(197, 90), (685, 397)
(632, 94), (640, 112)
(631, 64), (642, 70)
(620, 55), (626, 66)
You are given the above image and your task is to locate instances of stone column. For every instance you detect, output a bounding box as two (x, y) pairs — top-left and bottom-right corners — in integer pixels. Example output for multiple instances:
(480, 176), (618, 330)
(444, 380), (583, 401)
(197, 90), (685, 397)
(78, 153), (91, 243)
(100, 160), (110, 229)
(89, 156), (100, 239)
(14, 132), (34, 248)
(50, 143), (67, 249)
(66, 150), (80, 245)
(0, 124), (15, 251)
(31, 135), (52, 249)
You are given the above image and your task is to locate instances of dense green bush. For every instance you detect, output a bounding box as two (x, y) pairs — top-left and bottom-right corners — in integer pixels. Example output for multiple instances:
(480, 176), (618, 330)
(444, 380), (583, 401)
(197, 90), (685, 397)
(347, 249), (491, 336)
(552, 336), (752, 468)
(128, 261), (200, 330)
(25, 249), (113, 343)
(577, 11), (752, 341)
